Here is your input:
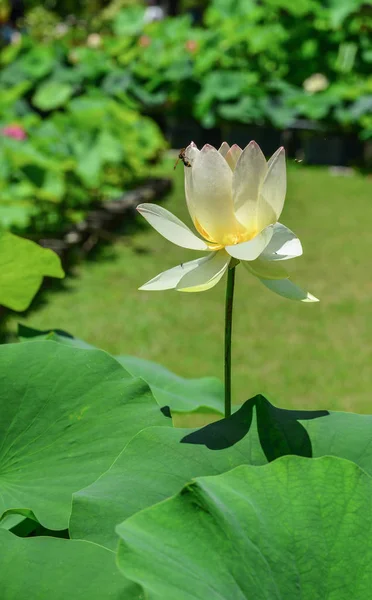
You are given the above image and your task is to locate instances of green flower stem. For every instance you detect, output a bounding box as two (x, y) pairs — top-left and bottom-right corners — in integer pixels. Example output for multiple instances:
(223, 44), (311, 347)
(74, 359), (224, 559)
(224, 265), (236, 418)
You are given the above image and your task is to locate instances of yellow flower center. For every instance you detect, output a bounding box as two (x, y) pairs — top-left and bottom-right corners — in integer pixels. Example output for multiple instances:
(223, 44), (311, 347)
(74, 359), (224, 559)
(221, 229), (257, 246)
(194, 217), (258, 249)
(194, 218), (215, 243)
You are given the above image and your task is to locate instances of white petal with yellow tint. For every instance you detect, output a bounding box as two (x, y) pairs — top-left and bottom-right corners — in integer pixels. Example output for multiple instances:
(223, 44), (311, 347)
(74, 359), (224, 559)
(184, 142), (201, 225)
(184, 141), (199, 163)
(136, 203), (209, 251)
(225, 144), (242, 171)
(218, 142), (230, 158)
(258, 147), (286, 230)
(242, 257), (289, 280)
(177, 250), (231, 292)
(225, 226), (273, 261)
(139, 255), (211, 291)
(260, 278), (319, 302)
(185, 145), (239, 245)
(232, 141), (268, 234)
(260, 223), (302, 261)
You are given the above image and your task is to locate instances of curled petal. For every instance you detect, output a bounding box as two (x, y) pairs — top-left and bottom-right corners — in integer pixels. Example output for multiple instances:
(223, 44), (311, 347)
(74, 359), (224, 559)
(225, 226), (273, 261)
(185, 145), (240, 245)
(260, 223), (303, 261)
(258, 147), (286, 230)
(177, 250), (231, 292)
(232, 141), (268, 235)
(260, 278), (319, 302)
(137, 204), (209, 251)
(139, 255), (212, 291)
(242, 258), (289, 280)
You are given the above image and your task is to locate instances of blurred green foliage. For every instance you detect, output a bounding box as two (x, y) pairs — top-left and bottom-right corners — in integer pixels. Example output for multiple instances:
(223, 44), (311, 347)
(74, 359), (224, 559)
(4, 1), (372, 135)
(0, 34), (165, 233)
(24, 0), (141, 21)
(75, 0), (371, 133)
(197, 0), (372, 131)
(1, 0), (371, 233)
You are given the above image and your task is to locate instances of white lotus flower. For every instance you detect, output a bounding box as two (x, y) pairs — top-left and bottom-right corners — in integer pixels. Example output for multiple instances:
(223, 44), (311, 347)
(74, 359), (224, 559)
(137, 141), (318, 302)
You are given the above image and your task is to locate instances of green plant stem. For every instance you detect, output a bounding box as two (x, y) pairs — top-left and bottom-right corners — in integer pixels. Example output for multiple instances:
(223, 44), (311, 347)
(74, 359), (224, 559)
(224, 266), (236, 418)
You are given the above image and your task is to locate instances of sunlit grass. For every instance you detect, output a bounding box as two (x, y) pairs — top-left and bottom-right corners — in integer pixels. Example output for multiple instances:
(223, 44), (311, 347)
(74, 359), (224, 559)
(8, 157), (372, 413)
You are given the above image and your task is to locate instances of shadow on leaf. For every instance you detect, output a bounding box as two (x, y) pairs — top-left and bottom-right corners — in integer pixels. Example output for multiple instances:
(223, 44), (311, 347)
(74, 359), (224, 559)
(181, 394), (329, 460)
(160, 406), (172, 418)
(181, 400), (254, 450)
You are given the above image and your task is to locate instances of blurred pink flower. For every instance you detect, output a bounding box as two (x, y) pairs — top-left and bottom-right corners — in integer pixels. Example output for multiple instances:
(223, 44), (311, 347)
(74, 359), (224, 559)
(185, 40), (198, 53)
(138, 35), (151, 48)
(2, 125), (27, 140)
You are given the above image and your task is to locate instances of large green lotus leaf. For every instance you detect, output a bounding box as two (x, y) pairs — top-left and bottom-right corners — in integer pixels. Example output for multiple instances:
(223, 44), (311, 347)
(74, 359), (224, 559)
(117, 456), (372, 600)
(306, 409), (372, 465)
(16, 328), (224, 419)
(0, 530), (142, 599)
(70, 424), (265, 549)
(0, 341), (169, 530)
(71, 399), (372, 550)
(16, 330), (224, 419)
(116, 355), (224, 418)
(0, 232), (64, 311)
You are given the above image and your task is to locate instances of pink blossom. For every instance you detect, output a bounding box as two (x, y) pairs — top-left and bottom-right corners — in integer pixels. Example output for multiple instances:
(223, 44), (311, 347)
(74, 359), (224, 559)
(2, 125), (27, 141)
(185, 40), (198, 53)
(138, 35), (151, 48)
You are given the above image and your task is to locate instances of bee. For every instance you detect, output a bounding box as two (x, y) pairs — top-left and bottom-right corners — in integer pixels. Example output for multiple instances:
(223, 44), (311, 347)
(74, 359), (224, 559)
(174, 148), (192, 170)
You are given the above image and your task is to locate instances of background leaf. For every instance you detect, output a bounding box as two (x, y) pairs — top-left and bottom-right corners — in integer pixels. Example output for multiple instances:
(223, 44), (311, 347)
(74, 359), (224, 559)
(15, 330), (225, 419)
(0, 232), (64, 311)
(117, 355), (224, 421)
(17, 324), (97, 349)
(32, 81), (73, 111)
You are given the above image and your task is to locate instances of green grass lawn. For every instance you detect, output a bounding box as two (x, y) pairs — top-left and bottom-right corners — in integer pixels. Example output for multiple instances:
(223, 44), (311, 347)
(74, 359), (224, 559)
(6, 157), (372, 413)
